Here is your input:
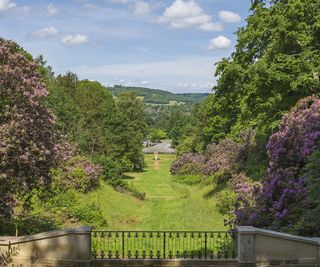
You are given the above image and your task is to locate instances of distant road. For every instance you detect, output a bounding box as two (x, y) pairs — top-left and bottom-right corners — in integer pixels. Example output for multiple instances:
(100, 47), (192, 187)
(143, 140), (176, 154)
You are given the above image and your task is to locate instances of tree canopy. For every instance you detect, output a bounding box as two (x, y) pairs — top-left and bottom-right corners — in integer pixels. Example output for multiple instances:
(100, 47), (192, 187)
(0, 38), (70, 219)
(198, 0), (320, 146)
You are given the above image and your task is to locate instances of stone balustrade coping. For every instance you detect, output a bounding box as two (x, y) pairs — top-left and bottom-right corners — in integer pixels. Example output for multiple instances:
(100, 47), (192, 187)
(0, 226), (92, 246)
(237, 226), (320, 245)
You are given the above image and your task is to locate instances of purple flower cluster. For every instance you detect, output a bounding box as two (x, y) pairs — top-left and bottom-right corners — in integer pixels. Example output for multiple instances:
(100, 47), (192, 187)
(237, 96), (320, 232)
(202, 139), (244, 176)
(231, 173), (261, 226)
(54, 156), (101, 193)
(170, 153), (205, 175)
(0, 38), (72, 218)
(171, 138), (244, 177)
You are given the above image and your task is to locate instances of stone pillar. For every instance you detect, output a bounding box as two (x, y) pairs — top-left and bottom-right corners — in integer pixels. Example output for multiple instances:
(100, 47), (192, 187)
(237, 226), (256, 267)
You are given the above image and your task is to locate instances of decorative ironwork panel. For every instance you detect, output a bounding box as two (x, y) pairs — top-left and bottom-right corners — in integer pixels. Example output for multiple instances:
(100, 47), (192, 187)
(91, 230), (237, 260)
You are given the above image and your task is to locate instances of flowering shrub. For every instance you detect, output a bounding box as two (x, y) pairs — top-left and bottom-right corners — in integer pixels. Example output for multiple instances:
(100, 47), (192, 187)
(0, 38), (70, 218)
(201, 138), (244, 176)
(216, 173), (261, 229)
(237, 96), (320, 234)
(52, 156), (101, 193)
(171, 138), (245, 182)
(170, 153), (205, 175)
(232, 173), (261, 226)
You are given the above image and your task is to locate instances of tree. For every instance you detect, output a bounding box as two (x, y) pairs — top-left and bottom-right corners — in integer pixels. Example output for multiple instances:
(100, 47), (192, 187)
(47, 77), (118, 156)
(115, 92), (146, 170)
(46, 81), (85, 143)
(198, 0), (320, 147)
(0, 38), (69, 220)
(168, 108), (197, 148)
(73, 80), (117, 155)
(148, 128), (167, 142)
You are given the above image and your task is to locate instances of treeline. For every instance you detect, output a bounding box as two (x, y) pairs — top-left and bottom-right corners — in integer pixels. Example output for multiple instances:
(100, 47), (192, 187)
(0, 40), (146, 234)
(145, 105), (198, 147)
(108, 85), (209, 105)
(171, 0), (320, 236)
(44, 71), (146, 171)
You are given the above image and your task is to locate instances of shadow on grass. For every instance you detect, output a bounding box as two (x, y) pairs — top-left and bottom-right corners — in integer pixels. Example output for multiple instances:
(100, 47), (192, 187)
(134, 169), (148, 173)
(122, 174), (135, 180)
(203, 183), (227, 199)
(122, 168), (148, 180)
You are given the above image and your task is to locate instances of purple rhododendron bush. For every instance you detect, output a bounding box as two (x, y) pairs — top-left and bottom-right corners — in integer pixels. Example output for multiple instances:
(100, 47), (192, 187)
(172, 96), (320, 235)
(202, 139), (245, 179)
(0, 38), (71, 220)
(171, 138), (246, 182)
(236, 96), (320, 235)
(52, 156), (101, 193)
(170, 153), (205, 175)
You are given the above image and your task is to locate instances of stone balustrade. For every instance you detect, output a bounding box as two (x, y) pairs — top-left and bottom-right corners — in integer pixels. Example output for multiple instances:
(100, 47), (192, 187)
(1, 226), (320, 267)
(237, 226), (320, 267)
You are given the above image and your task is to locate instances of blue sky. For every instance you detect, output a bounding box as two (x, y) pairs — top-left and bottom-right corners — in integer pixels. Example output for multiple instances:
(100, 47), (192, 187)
(0, 0), (251, 93)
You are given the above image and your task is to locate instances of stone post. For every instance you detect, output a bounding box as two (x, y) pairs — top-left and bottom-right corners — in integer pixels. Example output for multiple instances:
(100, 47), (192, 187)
(237, 226), (256, 267)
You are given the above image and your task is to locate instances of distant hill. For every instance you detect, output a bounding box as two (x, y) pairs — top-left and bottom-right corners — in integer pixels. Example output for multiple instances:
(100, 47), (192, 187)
(107, 85), (210, 105)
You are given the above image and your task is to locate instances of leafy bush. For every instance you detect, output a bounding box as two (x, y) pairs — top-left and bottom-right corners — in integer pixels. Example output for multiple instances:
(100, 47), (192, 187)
(216, 190), (236, 229)
(238, 96), (320, 235)
(148, 128), (167, 142)
(97, 157), (120, 180)
(173, 175), (202, 185)
(202, 138), (244, 176)
(232, 173), (261, 227)
(171, 138), (246, 185)
(216, 173), (260, 229)
(208, 170), (233, 184)
(69, 200), (107, 227)
(170, 153), (205, 175)
(32, 189), (107, 229)
(302, 150), (320, 235)
(52, 156), (101, 193)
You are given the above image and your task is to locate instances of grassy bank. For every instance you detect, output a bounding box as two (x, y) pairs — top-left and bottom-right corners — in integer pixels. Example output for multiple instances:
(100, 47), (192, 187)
(32, 154), (226, 232)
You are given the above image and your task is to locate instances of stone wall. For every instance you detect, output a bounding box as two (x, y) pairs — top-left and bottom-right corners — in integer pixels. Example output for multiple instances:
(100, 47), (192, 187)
(0, 226), (92, 267)
(1, 226), (320, 267)
(237, 226), (320, 267)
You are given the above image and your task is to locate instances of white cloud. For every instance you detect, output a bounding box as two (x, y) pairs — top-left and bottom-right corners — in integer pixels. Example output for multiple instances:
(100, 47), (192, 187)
(208, 35), (231, 50)
(31, 26), (59, 38)
(0, 0), (16, 12)
(178, 82), (213, 90)
(199, 22), (223, 32)
(218, 10), (241, 23)
(61, 34), (89, 46)
(73, 57), (218, 93)
(158, 0), (222, 32)
(134, 1), (152, 15)
(47, 3), (58, 16)
(111, 0), (129, 3)
(141, 80), (149, 85)
(75, 57), (214, 78)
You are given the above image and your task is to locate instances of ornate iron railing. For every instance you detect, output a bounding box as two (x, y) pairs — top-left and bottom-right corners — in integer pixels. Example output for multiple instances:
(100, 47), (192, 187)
(91, 230), (237, 260)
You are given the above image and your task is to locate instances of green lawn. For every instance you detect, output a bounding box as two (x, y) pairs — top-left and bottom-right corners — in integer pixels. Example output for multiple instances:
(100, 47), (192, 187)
(84, 154), (226, 230)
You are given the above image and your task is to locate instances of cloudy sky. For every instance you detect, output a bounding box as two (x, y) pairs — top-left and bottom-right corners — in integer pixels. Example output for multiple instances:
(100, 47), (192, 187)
(0, 0), (251, 93)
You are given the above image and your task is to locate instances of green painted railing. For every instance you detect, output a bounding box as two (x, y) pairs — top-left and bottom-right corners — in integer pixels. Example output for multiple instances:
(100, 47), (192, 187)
(91, 230), (237, 260)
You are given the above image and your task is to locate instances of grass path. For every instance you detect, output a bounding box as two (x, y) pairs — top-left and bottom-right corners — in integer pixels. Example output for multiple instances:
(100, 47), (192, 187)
(84, 154), (225, 230)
